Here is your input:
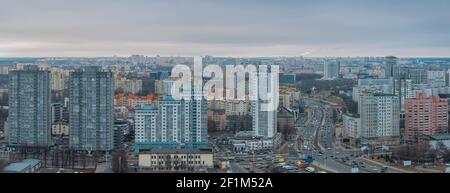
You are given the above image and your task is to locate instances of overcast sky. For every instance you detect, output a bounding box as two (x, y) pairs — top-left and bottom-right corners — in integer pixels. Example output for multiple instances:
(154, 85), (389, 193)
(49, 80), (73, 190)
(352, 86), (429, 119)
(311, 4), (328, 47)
(1, 0), (450, 57)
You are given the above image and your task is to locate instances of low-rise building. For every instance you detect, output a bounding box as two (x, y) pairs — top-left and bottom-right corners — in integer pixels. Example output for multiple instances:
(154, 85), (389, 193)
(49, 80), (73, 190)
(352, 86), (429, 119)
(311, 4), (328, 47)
(230, 131), (281, 152)
(138, 149), (213, 172)
(426, 134), (450, 149)
(231, 138), (274, 153)
(2, 159), (42, 173)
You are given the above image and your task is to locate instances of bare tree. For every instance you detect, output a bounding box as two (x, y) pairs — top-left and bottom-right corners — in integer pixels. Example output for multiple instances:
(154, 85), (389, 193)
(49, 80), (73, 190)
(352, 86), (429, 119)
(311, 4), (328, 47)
(443, 150), (450, 163)
(112, 151), (128, 173)
(0, 159), (7, 170)
(393, 143), (432, 162)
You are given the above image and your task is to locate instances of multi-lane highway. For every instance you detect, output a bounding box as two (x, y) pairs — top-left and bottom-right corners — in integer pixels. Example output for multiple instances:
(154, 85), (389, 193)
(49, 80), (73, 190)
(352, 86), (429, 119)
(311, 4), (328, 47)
(298, 98), (401, 173)
(212, 97), (406, 173)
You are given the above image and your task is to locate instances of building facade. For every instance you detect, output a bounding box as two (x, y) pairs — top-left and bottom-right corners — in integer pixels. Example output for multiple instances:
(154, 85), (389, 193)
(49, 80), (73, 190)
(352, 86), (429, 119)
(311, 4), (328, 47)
(7, 66), (51, 147)
(343, 114), (361, 139)
(69, 66), (114, 151)
(138, 149), (213, 172)
(359, 92), (400, 139)
(384, 56), (399, 79)
(134, 95), (208, 154)
(323, 61), (340, 80)
(251, 66), (278, 139)
(404, 93), (449, 143)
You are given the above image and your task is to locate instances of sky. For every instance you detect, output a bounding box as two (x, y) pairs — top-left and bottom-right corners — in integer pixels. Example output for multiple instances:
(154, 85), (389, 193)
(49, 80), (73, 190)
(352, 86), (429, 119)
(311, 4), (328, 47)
(1, 0), (450, 57)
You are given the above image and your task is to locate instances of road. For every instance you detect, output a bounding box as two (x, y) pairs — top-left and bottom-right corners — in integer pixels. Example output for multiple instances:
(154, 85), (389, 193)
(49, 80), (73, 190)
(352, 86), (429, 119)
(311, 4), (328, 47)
(212, 97), (405, 173)
(297, 98), (400, 173)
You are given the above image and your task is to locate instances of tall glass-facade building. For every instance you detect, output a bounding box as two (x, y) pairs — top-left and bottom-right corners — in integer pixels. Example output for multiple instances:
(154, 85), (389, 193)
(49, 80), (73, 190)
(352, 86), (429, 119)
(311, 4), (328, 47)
(7, 65), (51, 147)
(69, 66), (114, 151)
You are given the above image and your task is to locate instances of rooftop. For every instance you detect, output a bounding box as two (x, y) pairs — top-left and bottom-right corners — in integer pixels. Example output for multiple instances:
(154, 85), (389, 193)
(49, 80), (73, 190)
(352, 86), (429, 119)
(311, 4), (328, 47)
(429, 133), (450, 140)
(139, 148), (213, 154)
(3, 159), (41, 173)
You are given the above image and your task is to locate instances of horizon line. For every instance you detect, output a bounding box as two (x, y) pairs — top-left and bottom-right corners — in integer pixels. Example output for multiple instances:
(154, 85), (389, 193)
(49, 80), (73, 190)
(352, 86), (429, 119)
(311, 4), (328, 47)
(2, 55), (450, 59)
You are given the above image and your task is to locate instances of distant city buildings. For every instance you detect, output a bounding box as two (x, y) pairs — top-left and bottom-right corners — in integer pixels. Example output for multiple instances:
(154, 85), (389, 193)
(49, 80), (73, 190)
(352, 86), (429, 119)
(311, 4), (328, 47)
(50, 69), (68, 91)
(114, 93), (159, 110)
(407, 68), (428, 84)
(384, 56), (399, 79)
(323, 61), (340, 80)
(163, 78), (176, 96)
(225, 100), (250, 116)
(5, 54), (450, 173)
(7, 66), (52, 147)
(427, 70), (447, 87)
(397, 79), (414, 111)
(114, 75), (143, 94)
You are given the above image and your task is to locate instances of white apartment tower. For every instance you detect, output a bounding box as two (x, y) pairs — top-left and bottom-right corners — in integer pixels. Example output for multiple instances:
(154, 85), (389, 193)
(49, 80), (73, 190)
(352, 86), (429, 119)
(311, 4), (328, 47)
(359, 91), (400, 139)
(251, 66), (278, 138)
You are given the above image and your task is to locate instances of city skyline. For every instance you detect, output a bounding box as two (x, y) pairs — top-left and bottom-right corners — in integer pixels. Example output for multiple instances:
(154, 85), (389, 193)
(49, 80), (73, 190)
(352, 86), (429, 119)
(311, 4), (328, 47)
(2, 1), (450, 176)
(1, 0), (450, 57)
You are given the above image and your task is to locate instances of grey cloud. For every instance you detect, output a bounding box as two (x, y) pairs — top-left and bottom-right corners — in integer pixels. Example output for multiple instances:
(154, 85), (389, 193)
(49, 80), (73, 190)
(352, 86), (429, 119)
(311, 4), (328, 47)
(1, 0), (450, 57)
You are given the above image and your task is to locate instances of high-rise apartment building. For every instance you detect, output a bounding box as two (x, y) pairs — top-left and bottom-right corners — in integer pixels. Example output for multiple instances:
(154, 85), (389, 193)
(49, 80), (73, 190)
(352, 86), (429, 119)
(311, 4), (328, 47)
(163, 78), (175, 96)
(323, 61), (340, 80)
(384, 56), (399, 79)
(342, 114), (361, 139)
(408, 68), (428, 84)
(134, 95), (208, 153)
(51, 103), (69, 123)
(251, 66), (278, 139)
(397, 79), (414, 111)
(69, 66), (114, 151)
(7, 65), (51, 147)
(135, 105), (159, 143)
(359, 91), (400, 139)
(404, 93), (448, 142)
(50, 69), (68, 91)
(427, 70), (446, 87)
